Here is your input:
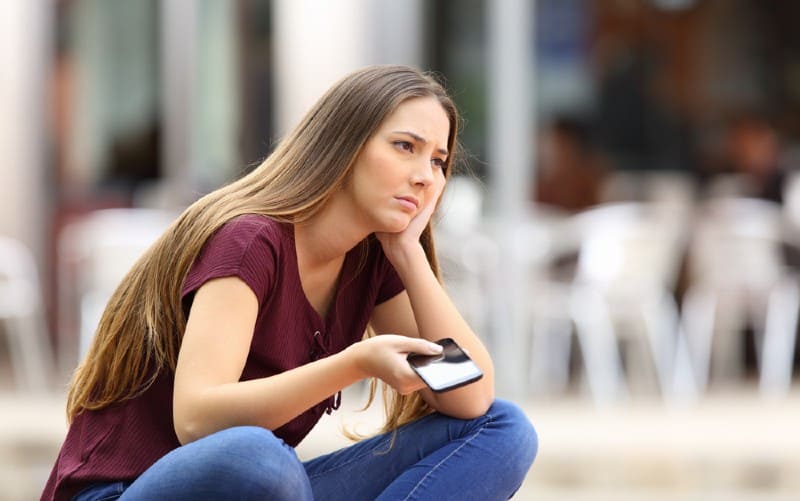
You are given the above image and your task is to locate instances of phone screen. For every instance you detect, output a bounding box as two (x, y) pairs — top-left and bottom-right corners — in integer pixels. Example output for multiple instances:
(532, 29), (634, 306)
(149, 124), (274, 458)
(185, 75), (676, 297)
(407, 338), (483, 392)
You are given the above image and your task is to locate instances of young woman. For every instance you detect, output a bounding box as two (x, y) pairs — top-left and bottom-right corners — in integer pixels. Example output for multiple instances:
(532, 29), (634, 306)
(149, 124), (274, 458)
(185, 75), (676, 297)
(43, 65), (537, 501)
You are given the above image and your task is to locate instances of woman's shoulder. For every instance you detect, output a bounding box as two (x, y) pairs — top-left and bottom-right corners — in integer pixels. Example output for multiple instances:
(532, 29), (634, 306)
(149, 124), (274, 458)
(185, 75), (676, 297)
(209, 214), (290, 249)
(220, 213), (284, 235)
(183, 214), (288, 304)
(194, 214), (289, 269)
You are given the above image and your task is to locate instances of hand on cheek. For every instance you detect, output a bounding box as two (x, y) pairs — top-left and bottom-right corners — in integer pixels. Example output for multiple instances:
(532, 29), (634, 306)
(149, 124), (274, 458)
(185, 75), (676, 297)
(413, 175), (445, 230)
(396, 176), (444, 234)
(376, 174), (446, 260)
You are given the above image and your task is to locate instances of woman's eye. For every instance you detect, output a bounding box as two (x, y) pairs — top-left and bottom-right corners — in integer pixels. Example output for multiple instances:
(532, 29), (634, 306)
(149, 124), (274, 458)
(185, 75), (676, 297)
(432, 158), (447, 171)
(395, 141), (413, 152)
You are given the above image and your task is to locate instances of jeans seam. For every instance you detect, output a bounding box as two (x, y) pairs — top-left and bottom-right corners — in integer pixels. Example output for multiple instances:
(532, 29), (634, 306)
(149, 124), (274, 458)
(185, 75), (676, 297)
(307, 413), (440, 480)
(402, 412), (495, 500)
(305, 435), (392, 479)
(73, 480), (126, 501)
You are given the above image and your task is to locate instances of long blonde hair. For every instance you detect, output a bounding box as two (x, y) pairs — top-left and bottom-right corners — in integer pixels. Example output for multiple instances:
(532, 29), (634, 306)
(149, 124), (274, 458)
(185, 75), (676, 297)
(67, 65), (461, 433)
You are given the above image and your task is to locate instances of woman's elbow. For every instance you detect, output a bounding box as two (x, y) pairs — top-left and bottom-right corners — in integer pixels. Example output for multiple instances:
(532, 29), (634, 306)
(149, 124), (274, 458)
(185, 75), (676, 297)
(470, 379), (496, 416)
(468, 393), (495, 418)
(174, 415), (203, 445)
(173, 402), (210, 445)
(446, 389), (495, 420)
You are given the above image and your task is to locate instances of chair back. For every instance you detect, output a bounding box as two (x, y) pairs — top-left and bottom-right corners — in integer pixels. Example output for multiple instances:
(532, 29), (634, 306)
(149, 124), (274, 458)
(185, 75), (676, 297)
(687, 197), (786, 290)
(570, 202), (689, 296)
(0, 236), (41, 317)
(58, 208), (176, 359)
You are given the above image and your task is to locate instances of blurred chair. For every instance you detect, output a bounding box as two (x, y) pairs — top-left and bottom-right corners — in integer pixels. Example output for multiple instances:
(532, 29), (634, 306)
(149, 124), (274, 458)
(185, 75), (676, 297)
(58, 208), (175, 369)
(435, 230), (498, 342)
(522, 204), (576, 395)
(782, 169), (800, 229)
(681, 197), (799, 397)
(701, 173), (751, 199)
(436, 175), (484, 235)
(434, 176), (498, 343)
(599, 169), (697, 210)
(760, 275), (799, 396)
(0, 236), (53, 391)
(528, 202), (694, 403)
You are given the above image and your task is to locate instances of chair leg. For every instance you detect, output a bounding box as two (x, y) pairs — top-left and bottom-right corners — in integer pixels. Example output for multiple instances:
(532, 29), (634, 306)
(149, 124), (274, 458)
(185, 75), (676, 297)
(641, 290), (684, 398)
(671, 324), (700, 402)
(529, 316), (572, 396)
(570, 286), (627, 404)
(680, 286), (717, 395)
(760, 277), (800, 397)
(644, 289), (699, 402)
(7, 313), (52, 392)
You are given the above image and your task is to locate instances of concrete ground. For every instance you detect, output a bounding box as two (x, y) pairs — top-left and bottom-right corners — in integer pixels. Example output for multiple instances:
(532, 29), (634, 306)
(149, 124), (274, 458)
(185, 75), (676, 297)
(4, 383), (799, 501)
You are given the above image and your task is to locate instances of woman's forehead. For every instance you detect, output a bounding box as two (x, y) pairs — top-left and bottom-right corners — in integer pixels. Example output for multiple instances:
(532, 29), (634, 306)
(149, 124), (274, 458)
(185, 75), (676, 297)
(379, 97), (450, 148)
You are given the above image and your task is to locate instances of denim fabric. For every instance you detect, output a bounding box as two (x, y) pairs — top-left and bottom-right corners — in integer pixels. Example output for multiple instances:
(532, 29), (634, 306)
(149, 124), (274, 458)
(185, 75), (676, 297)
(72, 481), (130, 501)
(305, 398), (538, 500)
(74, 399), (537, 501)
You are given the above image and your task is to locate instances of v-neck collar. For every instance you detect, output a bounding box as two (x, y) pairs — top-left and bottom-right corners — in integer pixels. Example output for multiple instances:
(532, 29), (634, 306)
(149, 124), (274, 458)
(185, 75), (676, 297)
(284, 222), (355, 331)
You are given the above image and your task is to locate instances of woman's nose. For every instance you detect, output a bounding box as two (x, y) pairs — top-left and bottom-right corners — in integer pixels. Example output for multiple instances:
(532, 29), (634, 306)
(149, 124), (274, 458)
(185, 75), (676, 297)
(411, 159), (435, 186)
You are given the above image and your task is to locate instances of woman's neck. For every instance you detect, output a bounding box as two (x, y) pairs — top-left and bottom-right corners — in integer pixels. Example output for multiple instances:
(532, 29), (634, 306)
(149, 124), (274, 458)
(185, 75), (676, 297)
(294, 199), (369, 269)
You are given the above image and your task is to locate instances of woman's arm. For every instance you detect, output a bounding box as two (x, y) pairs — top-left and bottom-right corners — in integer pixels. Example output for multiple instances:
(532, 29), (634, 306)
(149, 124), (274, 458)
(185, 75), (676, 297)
(373, 176), (495, 419)
(173, 276), (442, 445)
(370, 258), (496, 419)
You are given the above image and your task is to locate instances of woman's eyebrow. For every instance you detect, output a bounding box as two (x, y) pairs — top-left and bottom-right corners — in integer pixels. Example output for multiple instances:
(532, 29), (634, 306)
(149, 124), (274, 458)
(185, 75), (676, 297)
(393, 130), (449, 157)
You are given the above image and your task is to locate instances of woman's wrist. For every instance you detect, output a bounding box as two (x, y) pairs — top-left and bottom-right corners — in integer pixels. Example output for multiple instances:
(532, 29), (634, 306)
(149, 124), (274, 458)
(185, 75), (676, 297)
(343, 341), (371, 380)
(383, 241), (428, 279)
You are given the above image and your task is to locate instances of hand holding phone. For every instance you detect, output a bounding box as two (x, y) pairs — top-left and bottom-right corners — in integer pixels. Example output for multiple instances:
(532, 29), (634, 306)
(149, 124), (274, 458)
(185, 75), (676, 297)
(407, 338), (483, 392)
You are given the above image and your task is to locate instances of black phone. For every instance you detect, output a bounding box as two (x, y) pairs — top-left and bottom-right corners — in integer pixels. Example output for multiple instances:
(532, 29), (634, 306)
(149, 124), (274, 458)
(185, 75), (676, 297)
(407, 338), (483, 392)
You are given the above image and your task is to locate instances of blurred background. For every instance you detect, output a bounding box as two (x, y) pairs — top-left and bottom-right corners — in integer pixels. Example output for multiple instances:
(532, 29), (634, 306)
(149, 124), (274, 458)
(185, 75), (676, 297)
(2, 0), (800, 499)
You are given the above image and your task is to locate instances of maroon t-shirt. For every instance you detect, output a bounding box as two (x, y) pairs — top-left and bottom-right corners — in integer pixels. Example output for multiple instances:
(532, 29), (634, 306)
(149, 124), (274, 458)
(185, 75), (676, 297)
(42, 214), (405, 501)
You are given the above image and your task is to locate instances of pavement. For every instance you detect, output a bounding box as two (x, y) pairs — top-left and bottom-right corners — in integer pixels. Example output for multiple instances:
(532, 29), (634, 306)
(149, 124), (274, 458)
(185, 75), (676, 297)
(4, 382), (799, 501)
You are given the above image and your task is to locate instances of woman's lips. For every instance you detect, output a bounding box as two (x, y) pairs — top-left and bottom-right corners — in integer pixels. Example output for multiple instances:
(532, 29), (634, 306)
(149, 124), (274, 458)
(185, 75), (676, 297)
(395, 196), (419, 211)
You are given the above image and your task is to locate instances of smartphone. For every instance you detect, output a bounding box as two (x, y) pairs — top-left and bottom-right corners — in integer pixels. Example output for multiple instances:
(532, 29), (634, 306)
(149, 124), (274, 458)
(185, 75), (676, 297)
(407, 338), (483, 393)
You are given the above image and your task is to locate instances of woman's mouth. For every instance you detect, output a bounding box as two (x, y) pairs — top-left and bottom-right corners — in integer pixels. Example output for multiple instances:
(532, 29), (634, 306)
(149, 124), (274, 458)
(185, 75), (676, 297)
(395, 196), (419, 211)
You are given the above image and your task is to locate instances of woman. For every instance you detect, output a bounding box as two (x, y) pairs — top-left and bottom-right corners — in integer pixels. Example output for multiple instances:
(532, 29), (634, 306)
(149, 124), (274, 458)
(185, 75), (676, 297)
(43, 65), (537, 501)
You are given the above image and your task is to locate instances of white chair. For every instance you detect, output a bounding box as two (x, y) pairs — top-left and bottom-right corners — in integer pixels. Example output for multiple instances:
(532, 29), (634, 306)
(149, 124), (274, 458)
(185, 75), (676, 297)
(528, 202), (694, 403)
(436, 175), (485, 235)
(782, 169), (800, 230)
(599, 170), (697, 210)
(0, 236), (53, 391)
(760, 275), (800, 396)
(435, 230), (499, 342)
(520, 204), (577, 396)
(58, 208), (176, 369)
(434, 176), (498, 344)
(681, 197), (799, 396)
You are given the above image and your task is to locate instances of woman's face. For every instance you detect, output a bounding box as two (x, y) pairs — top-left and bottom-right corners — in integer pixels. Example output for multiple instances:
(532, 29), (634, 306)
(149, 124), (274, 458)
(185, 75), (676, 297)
(344, 96), (450, 233)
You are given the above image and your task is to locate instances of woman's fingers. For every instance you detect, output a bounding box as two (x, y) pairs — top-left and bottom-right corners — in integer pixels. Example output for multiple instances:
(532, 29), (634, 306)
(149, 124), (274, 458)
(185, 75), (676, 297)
(396, 335), (443, 356)
(375, 174), (446, 252)
(352, 335), (442, 392)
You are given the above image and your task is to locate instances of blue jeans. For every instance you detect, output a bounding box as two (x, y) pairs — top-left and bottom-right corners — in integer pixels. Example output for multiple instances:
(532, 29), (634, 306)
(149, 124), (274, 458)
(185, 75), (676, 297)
(73, 399), (537, 501)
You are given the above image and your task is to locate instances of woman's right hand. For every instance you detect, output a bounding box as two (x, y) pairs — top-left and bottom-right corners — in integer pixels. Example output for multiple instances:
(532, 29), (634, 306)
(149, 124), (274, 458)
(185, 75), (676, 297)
(348, 335), (443, 394)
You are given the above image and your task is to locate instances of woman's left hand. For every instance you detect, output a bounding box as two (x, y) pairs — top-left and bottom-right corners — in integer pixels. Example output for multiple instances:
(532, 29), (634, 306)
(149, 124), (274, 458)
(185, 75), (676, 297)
(376, 172), (446, 261)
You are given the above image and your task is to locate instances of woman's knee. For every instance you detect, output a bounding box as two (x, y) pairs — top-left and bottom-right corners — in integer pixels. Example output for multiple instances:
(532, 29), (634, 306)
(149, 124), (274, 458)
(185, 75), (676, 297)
(172, 426), (311, 499)
(487, 399), (539, 468)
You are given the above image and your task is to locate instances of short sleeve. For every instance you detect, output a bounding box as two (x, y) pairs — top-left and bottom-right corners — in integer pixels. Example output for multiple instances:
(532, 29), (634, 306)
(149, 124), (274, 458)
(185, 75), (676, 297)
(181, 215), (280, 309)
(375, 250), (406, 305)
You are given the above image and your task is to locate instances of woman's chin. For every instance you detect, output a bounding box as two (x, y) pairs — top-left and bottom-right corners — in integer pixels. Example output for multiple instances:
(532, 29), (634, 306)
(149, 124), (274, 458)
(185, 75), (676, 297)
(379, 216), (412, 234)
